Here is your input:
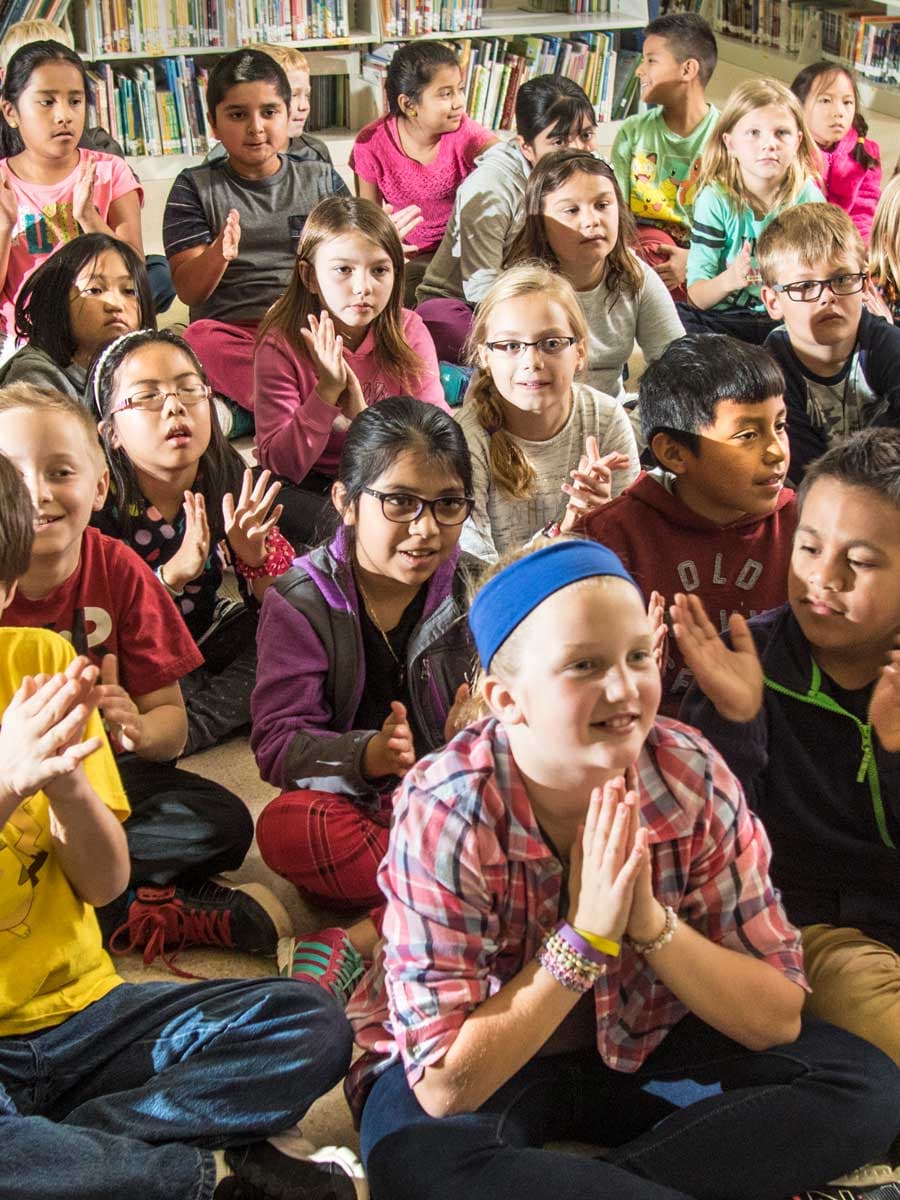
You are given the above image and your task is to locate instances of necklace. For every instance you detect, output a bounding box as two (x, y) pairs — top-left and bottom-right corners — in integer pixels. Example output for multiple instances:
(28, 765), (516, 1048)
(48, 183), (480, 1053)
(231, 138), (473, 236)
(356, 575), (407, 687)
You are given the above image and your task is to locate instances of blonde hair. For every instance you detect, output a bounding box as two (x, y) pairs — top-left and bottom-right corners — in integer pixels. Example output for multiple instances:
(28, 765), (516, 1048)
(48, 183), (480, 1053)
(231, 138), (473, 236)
(0, 19), (72, 69)
(869, 175), (900, 313)
(757, 202), (864, 286)
(0, 382), (105, 468)
(696, 78), (821, 219)
(463, 261), (588, 500)
(247, 42), (309, 74)
(257, 195), (422, 386)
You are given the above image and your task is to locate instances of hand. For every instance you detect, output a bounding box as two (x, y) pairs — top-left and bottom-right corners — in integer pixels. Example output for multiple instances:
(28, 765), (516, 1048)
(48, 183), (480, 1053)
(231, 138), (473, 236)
(862, 279), (894, 324)
(559, 438), (631, 531)
(95, 654), (143, 753)
(869, 642), (900, 750)
(0, 174), (18, 231)
(443, 682), (471, 742)
(362, 701), (416, 779)
(383, 201), (424, 259)
(568, 777), (648, 944)
(218, 208), (241, 261)
(726, 241), (754, 291)
(655, 243), (688, 289)
(670, 593), (763, 722)
(624, 778), (666, 943)
(159, 492), (210, 593)
(223, 468), (283, 569)
(72, 158), (98, 228)
(647, 590), (668, 673)
(338, 362), (367, 422)
(300, 310), (347, 404)
(0, 658), (103, 808)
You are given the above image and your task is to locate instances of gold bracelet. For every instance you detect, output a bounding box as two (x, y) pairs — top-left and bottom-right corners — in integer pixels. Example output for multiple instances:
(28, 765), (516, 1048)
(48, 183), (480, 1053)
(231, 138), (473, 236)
(573, 927), (621, 957)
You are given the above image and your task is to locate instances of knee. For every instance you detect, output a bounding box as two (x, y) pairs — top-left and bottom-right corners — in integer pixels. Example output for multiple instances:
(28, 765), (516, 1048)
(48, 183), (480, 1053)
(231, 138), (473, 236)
(243, 978), (353, 1087)
(814, 1021), (900, 1150)
(256, 792), (327, 868)
(217, 789), (254, 857)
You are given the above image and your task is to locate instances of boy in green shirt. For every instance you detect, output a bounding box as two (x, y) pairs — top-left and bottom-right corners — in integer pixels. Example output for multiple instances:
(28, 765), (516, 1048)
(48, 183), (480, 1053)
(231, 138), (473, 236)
(612, 12), (719, 299)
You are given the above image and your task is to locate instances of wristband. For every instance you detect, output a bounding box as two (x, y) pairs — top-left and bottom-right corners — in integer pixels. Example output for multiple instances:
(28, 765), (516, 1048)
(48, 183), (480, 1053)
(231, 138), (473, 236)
(540, 520), (562, 539)
(234, 528), (294, 581)
(156, 564), (184, 598)
(573, 925), (621, 958)
(627, 905), (679, 955)
(538, 926), (604, 993)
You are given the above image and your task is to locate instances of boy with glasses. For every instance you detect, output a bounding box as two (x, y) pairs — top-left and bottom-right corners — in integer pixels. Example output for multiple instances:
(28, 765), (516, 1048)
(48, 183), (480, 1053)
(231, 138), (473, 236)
(759, 203), (900, 481)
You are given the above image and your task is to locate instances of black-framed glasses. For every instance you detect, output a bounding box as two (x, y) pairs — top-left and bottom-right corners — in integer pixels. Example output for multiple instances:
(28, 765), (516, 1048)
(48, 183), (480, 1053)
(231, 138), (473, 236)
(484, 336), (579, 358)
(361, 487), (475, 526)
(771, 271), (867, 303)
(111, 382), (211, 414)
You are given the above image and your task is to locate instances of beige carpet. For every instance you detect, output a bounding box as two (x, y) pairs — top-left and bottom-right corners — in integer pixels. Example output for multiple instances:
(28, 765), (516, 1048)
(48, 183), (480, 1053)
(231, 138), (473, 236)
(116, 735), (361, 1154)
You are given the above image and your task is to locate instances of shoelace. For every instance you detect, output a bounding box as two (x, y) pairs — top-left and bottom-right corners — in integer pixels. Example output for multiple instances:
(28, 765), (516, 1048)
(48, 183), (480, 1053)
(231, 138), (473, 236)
(108, 893), (235, 978)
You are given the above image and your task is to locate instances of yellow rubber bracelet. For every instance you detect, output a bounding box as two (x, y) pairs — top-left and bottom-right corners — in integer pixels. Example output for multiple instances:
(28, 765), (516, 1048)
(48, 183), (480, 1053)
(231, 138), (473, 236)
(574, 927), (621, 957)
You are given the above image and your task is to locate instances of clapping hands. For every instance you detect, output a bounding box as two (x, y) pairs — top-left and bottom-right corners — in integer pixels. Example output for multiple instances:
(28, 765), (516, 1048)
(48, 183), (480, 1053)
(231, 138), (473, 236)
(670, 593), (763, 722)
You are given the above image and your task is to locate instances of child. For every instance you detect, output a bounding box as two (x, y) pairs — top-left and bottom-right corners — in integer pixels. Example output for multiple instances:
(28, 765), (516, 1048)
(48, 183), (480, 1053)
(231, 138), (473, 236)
(0, 40), (143, 348)
(163, 49), (350, 412)
(680, 427), (900, 1081)
(91, 328), (291, 757)
(0, 383), (286, 968)
(0, 232), (152, 400)
(345, 536), (900, 1200)
(351, 42), (496, 304)
(253, 195), (447, 548)
(252, 394), (476, 915)
(791, 61), (881, 245)
(457, 262), (639, 563)
(506, 149), (685, 401)
(416, 74), (600, 363)
(682, 78), (824, 345)
(612, 11), (719, 299)
(758, 203), (900, 481)
(868, 174), (900, 322)
(207, 43), (333, 166)
(582, 333), (795, 714)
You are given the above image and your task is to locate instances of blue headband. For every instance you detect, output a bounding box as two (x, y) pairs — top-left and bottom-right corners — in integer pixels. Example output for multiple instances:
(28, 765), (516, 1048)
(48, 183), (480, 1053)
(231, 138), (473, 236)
(469, 540), (643, 669)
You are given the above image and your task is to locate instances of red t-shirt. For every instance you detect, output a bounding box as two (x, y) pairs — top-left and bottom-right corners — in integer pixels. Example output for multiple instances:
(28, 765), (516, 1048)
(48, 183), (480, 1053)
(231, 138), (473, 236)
(3, 526), (202, 698)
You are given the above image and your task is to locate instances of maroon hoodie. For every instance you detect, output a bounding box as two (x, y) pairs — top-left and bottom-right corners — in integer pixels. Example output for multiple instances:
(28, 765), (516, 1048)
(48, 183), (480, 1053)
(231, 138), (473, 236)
(583, 469), (798, 713)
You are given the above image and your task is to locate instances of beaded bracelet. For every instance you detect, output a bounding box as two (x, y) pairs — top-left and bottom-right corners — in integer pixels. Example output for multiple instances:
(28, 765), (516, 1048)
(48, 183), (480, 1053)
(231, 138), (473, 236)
(538, 924), (606, 993)
(234, 528), (294, 581)
(627, 905), (679, 956)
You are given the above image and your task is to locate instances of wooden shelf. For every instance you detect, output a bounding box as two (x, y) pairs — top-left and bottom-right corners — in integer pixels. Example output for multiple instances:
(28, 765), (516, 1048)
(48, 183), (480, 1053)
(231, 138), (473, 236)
(388, 7), (647, 39)
(90, 32), (378, 59)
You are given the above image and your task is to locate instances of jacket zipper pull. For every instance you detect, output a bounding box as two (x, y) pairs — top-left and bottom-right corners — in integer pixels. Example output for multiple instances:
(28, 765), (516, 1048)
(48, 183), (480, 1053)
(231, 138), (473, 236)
(857, 724), (872, 784)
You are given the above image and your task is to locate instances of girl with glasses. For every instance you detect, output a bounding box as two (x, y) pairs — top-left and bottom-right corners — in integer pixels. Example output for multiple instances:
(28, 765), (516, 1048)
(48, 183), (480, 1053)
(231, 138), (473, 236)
(91, 329), (292, 756)
(252, 396), (477, 986)
(459, 262), (640, 564)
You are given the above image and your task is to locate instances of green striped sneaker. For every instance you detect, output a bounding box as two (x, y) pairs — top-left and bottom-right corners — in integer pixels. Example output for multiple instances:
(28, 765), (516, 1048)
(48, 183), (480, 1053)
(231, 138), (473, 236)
(277, 928), (365, 1007)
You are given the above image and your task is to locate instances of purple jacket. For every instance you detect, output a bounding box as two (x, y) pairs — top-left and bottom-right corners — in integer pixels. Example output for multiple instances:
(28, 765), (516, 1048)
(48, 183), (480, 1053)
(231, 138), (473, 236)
(251, 527), (478, 797)
(819, 127), (881, 244)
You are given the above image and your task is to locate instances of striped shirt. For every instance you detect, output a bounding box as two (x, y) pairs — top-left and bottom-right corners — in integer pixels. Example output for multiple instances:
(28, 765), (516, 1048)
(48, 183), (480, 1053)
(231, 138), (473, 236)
(345, 715), (807, 1119)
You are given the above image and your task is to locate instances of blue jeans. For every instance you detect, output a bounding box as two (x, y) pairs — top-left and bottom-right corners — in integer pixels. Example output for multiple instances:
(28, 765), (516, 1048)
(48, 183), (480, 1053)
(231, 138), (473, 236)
(360, 1015), (900, 1200)
(1, 977), (353, 1200)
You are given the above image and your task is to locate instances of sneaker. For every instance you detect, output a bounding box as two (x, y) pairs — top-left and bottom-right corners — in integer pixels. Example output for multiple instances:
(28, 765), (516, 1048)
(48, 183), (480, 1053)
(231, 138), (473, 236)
(217, 1136), (368, 1199)
(109, 881), (292, 974)
(277, 928), (365, 1007)
(794, 1184), (900, 1199)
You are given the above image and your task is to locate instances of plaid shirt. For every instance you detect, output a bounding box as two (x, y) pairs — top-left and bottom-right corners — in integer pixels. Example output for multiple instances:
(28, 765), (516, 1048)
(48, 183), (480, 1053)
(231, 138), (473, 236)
(345, 716), (807, 1120)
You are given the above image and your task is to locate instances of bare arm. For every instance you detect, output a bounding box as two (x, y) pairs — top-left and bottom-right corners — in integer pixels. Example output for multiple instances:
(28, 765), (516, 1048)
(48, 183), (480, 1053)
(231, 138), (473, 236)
(169, 208), (240, 307)
(687, 242), (752, 311)
(356, 176), (382, 205)
(46, 764), (130, 907)
(96, 656), (188, 762)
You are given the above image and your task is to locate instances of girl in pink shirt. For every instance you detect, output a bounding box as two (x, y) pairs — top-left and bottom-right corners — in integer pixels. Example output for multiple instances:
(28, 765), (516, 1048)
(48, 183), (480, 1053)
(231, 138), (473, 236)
(351, 42), (495, 303)
(253, 194), (448, 546)
(0, 41), (143, 345)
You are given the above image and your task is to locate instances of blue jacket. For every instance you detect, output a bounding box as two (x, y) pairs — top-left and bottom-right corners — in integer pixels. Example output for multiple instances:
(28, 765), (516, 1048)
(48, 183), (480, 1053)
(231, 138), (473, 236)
(681, 604), (900, 951)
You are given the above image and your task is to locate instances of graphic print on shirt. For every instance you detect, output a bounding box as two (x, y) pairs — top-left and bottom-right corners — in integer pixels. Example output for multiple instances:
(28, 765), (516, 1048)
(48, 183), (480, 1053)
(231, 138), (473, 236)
(629, 150), (702, 228)
(14, 201), (80, 255)
(0, 802), (47, 939)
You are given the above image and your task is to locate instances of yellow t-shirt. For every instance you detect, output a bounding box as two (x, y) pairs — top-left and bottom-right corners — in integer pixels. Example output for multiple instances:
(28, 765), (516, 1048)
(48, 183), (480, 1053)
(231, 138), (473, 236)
(0, 627), (130, 1036)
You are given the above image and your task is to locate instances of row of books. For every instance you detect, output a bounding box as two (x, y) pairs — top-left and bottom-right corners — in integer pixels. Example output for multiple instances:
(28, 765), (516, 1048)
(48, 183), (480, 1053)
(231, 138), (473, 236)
(526, 0), (613, 12)
(363, 32), (640, 129)
(0, 0), (67, 41)
(376, 0), (482, 37)
(820, 8), (900, 84)
(83, 0), (351, 56)
(85, 54), (347, 154)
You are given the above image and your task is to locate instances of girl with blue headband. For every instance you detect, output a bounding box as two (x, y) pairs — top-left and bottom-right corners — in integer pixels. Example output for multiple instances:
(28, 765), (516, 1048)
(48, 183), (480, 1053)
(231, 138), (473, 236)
(347, 537), (896, 1200)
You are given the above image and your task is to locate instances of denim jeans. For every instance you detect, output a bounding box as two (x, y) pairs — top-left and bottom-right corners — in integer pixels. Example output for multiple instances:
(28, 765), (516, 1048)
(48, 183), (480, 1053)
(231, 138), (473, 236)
(1, 977), (353, 1200)
(360, 1014), (900, 1200)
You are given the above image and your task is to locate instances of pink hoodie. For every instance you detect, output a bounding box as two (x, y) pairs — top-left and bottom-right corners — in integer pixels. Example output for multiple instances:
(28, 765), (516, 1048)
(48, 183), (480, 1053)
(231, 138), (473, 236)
(819, 126), (882, 244)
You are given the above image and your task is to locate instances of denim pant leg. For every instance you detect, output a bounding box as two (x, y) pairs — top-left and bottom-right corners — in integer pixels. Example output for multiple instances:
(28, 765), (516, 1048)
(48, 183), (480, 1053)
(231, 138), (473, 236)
(608, 1013), (900, 1200)
(1, 977), (352, 1200)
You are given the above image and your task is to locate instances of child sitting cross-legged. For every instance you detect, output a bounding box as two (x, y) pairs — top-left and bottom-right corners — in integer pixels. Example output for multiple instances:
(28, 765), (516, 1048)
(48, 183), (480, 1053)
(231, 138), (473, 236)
(681, 427), (900, 1187)
(581, 333), (796, 713)
(0, 383), (289, 970)
(346, 536), (900, 1200)
(758, 203), (900, 482)
(0, 450), (366, 1200)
